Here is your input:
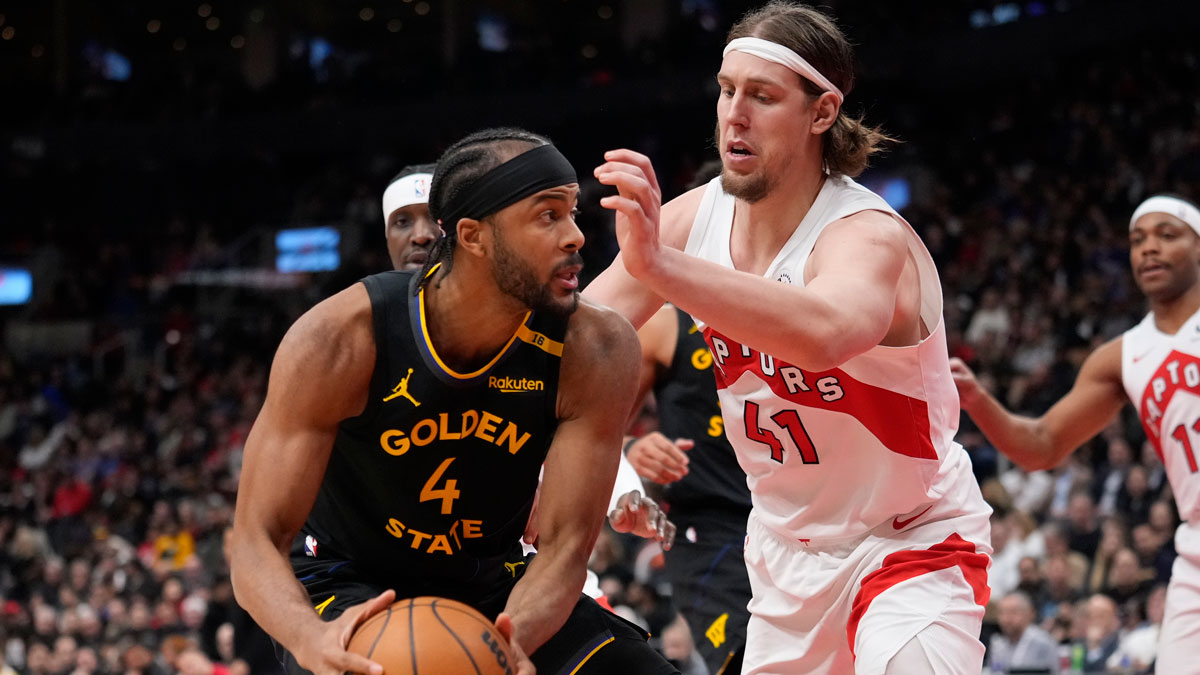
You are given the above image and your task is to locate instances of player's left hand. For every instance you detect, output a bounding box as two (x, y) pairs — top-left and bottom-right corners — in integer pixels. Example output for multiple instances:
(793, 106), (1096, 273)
(494, 612), (536, 675)
(608, 490), (676, 551)
(594, 149), (663, 279)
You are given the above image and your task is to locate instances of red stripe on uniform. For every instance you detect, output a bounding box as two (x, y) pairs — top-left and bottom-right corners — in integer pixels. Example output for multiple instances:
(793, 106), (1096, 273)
(702, 328), (937, 460)
(846, 533), (990, 657)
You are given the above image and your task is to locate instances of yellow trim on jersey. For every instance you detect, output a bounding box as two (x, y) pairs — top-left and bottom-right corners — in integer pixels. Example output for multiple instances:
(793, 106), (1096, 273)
(715, 649), (737, 675)
(314, 595), (335, 616)
(568, 636), (615, 675)
(516, 323), (564, 357)
(417, 286), (528, 380)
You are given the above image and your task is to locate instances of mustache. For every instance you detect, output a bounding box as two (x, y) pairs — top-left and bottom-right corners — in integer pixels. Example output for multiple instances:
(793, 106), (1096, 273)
(554, 252), (584, 273)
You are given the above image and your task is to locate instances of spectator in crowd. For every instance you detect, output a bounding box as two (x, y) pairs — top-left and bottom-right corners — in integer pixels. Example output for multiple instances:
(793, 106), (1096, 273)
(1075, 594), (1121, 673)
(987, 591), (1060, 674)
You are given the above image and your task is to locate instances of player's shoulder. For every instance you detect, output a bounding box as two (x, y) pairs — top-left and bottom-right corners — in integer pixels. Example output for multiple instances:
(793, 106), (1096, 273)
(822, 208), (908, 244)
(568, 299), (640, 353)
(661, 184), (710, 250)
(1080, 334), (1124, 382)
(278, 282), (374, 366)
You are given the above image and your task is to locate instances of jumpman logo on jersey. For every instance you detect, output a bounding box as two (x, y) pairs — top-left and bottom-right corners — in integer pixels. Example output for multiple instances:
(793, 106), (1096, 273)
(383, 368), (421, 406)
(504, 561), (525, 577)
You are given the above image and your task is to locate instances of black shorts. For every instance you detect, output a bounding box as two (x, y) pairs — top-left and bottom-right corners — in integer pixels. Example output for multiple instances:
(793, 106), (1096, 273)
(663, 509), (752, 675)
(284, 551), (677, 675)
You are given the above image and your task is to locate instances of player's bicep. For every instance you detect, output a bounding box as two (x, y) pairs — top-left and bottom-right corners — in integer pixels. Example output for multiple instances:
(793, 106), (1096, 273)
(539, 309), (641, 545)
(236, 290), (375, 548)
(1039, 338), (1127, 453)
(805, 213), (908, 340)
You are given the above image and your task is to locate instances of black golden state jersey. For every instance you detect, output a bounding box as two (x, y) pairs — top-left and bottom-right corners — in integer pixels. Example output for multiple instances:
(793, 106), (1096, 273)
(657, 308), (751, 512)
(300, 270), (565, 598)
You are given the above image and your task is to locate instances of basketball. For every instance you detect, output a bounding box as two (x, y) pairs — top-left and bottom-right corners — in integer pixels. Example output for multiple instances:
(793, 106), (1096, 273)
(347, 597), (516, 675)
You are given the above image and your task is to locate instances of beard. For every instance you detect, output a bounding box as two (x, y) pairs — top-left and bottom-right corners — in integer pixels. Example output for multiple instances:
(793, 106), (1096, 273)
(714, 123), (774, 203)
(492, 228), (581, 317)
(720, 168), (773, 203)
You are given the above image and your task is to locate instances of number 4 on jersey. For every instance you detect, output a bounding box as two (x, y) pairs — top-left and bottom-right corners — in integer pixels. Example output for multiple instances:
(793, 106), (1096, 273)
(420, 457), (462, 514)
(744, 401), (819, 464)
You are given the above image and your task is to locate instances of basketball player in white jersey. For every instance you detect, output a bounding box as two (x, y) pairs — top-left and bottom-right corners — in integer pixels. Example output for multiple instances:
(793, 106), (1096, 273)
(951, 193), (1200, 672)
(584, 2), (993, 673)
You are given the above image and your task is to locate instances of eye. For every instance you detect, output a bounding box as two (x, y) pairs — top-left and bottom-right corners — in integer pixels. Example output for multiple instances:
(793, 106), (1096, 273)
(721, 87), (734, 98)
(755, 93), (771, 103)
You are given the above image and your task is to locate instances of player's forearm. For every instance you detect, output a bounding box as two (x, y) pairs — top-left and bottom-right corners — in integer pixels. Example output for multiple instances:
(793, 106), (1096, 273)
(638, 248), (882, 371)
(961, 388), (1060, 471)
(503, 544), (589, 654)
(229, 528), (326, 657)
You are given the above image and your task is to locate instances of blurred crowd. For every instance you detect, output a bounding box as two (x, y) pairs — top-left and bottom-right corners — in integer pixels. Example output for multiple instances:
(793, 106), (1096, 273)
(2, 4), (1200, 675)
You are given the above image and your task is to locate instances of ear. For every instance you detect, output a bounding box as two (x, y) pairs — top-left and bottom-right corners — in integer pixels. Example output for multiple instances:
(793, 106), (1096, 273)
(456, 217), (489, 259)
(809, 91), (839, 135)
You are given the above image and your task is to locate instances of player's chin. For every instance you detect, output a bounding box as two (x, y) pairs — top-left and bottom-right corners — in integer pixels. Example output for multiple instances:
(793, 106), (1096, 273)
(546, 290), (581, 317)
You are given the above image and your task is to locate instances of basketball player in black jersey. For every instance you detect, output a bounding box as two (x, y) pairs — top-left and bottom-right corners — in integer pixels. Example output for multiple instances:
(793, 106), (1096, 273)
(629, 304), (753, 674)
(230, 128), (677, 675)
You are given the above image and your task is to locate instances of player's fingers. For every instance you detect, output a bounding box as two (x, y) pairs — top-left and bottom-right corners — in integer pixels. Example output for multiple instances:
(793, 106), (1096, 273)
(342, 589), (396, 642)
(595, 171), (658, 215)
(598, 195), (648, 223)
(602, 149), (661, 193)
(660, 519), (677, 551)
(593, 159), (650, 181)
(675, 438), (696, 451)
(331, 649), (383, 675)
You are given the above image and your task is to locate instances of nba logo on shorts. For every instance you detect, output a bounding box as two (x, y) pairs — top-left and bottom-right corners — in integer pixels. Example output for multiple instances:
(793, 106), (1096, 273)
(305, 535), (319, 557)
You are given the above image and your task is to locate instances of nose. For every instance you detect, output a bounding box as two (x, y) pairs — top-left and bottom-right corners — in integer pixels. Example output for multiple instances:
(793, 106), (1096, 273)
(562, 215), (585, 252)
(412, 216), (439, 245)
(723, 92), (750, 129)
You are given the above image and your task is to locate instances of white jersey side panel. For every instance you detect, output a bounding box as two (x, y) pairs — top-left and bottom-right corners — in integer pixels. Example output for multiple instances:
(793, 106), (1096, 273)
(1121, 311), (1200, 522)
(684, 174), (978, 541)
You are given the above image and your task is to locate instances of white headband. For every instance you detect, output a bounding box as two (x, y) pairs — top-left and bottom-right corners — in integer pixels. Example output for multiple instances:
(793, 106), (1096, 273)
(723, 37), (844, 105)
(382, 172), (433, 227)
(1130, 195), (1200, 237)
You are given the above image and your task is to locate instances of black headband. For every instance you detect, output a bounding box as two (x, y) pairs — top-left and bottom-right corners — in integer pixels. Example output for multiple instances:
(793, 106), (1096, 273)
(438, 144), (577, 229)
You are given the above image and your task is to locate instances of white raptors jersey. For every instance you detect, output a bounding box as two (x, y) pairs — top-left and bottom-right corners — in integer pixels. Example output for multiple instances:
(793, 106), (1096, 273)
(1121, 311), (1200, 522)
(684, 174), (974, 540)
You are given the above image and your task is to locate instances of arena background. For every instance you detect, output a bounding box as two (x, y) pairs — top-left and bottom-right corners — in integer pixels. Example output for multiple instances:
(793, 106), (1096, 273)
(1, 1), (1199, 673)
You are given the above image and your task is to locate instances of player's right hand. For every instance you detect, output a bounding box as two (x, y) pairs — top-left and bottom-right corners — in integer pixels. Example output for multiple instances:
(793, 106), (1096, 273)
(948, 357), (982, 410)
(626, 432), (692, 484)
(295, 589), (395, 675)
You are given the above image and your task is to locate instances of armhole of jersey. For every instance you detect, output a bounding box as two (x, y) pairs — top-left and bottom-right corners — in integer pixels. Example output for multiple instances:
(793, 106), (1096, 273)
(343, 274), (392, 430)
(533, 311), (567, 428)
(683, 177), (723, 258)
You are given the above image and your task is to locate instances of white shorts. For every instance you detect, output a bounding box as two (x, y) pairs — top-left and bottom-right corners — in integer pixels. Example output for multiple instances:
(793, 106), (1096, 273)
(1158, 520), (1200, 674)
(741, 468), (992, 675)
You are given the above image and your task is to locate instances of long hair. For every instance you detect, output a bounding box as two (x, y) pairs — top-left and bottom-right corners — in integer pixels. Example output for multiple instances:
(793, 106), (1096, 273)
(416, 127), (551, 293)
(727, 1), (895, 177)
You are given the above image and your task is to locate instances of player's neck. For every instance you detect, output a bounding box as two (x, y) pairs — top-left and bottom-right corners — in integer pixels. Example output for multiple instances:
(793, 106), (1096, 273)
(422, 266), (530, 369)
(1150, 282), (1200, 334)
(730, 168), (826, 273)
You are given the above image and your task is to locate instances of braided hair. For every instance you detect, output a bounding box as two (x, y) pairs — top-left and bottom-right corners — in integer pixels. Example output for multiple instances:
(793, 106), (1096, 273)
(417, 127), (551, 292)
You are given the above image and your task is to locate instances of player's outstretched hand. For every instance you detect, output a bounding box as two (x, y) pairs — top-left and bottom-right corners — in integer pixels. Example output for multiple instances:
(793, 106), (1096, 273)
(494, 612), (537, 675)
(626, 432), (692, 484)
(295, 589), (395, 675)
(594, 149), (663, 279)
(948, 357), (983, 410)
(608, 491), (677, 551)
